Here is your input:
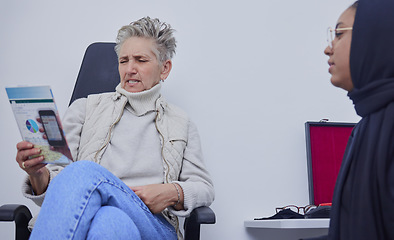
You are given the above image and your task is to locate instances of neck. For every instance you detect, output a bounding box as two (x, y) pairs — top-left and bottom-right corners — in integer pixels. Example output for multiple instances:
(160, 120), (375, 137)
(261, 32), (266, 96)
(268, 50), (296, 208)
(116, 83), (161, 116)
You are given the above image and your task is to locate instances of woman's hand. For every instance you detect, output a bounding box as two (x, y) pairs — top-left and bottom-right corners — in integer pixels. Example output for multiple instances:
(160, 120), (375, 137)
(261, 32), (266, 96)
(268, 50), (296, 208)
(16, 141), (50, 195)
(16, 141), (46, 175)
(130, 183), (184, 214)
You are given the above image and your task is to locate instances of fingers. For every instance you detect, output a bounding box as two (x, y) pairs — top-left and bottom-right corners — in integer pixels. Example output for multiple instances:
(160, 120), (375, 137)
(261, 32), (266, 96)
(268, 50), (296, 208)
(19, 156), (46, 176)
(17, 147), (40, 162)
(24, 161), (46, 173)
(129, 186), (142, 192)
(37, 126), (47, 139)
(129, 184), (175, 213)
(16, 141), (45, 173)
(21, 155), (45, 168)
(130, 186), (142, 199)
(16, 141), (34, 151)
(16, 142), (38, 164)
(35, 118), (46, 137)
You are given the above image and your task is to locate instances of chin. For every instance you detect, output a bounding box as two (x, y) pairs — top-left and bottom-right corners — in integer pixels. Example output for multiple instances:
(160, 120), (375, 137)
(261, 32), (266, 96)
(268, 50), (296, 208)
(122, 83), (143, 93)
(331, 76), (353, 91)
(331, 81), (353, 92)
(331, 78), (344, 89)
(123, 86), (141, 93)
(331, 78), (340, 87)
(128, 89), (143, 93)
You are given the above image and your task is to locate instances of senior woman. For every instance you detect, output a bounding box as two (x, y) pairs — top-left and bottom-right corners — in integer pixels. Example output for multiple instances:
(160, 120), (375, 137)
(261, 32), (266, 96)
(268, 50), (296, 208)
(320, 0), (394, 239)
(15, 17), (214, 239)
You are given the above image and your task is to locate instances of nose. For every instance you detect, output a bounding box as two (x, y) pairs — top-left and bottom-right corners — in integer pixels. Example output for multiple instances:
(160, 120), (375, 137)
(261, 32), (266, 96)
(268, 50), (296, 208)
(324, 45), (332, 56)
(125, 61), (137, 75)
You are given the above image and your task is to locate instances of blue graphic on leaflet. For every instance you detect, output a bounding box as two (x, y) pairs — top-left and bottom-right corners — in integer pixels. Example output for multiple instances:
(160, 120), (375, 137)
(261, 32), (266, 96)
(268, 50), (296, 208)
(26, 119), (39, 133)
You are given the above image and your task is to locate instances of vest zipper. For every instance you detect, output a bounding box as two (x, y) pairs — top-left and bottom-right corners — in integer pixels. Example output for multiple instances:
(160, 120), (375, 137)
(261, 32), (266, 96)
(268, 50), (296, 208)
(154, 112), (171, 183)
(154, 111), (181, 238)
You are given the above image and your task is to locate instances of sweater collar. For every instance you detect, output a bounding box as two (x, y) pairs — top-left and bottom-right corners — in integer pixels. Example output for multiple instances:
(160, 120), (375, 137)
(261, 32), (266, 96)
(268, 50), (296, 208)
(115, 83), (161, 116)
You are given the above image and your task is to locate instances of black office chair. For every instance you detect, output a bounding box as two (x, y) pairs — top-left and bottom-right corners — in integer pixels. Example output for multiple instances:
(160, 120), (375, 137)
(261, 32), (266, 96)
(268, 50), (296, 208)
(0, 42), (215, 240)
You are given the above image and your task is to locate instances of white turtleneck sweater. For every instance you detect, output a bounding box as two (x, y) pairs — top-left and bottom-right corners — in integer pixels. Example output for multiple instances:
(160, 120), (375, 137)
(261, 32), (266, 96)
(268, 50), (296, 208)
(100, 84), (163, 187)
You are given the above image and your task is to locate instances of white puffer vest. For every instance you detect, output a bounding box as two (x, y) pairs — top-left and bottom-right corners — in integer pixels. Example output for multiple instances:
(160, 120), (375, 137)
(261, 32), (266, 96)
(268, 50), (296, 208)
(77, 91), (189, 236)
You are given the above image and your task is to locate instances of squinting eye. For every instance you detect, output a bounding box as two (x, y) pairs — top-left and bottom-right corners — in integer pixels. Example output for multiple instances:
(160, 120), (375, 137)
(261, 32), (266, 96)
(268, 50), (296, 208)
(335, 32), (343, 38)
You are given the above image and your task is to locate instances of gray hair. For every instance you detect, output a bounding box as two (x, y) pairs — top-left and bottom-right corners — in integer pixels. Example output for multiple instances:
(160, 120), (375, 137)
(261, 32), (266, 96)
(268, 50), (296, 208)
(115, 17), (177, 63)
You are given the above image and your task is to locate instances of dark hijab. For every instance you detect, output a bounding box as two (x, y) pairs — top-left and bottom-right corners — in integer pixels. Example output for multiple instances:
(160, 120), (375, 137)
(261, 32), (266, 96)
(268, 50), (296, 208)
(328, 0), (394, 239)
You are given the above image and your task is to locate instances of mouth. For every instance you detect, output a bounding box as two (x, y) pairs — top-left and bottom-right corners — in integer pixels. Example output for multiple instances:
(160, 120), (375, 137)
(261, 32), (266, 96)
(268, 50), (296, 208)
(125, 79), (141, 86)
(328, 61), (334, 73)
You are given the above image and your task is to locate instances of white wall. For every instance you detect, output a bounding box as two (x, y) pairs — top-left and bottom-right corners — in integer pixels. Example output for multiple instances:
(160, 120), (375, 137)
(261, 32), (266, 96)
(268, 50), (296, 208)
(0, 0), (360, 239)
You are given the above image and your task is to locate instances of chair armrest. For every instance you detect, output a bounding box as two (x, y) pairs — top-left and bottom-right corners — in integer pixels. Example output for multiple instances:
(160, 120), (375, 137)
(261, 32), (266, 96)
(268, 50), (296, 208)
(184, 206), (215, 240)
(0, 204), (32, 240)
(187, 206), (216, 224)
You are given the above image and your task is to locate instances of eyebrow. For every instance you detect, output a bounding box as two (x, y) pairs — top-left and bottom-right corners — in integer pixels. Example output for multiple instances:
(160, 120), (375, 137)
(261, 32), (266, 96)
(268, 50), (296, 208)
(335, 22), (351, 29)
(335, 22), (343, 29)
(118, 54), (152, 62)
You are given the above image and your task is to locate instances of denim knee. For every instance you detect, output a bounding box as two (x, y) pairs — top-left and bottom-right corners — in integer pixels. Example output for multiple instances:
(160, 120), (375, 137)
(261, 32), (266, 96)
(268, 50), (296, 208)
(57, 160), (104, 180)
(49, 160), (107, 191)
(64, 160), (100, 173)
(87, 206), (141, 240)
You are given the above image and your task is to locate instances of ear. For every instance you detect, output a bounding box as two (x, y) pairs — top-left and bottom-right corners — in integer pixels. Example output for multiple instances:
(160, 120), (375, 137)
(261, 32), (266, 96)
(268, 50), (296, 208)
(160, 60), (172, 81)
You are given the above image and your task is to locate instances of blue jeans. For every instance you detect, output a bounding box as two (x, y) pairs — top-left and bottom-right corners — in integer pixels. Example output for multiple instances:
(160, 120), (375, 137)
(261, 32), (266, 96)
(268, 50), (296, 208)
(30, 160), (177, 240)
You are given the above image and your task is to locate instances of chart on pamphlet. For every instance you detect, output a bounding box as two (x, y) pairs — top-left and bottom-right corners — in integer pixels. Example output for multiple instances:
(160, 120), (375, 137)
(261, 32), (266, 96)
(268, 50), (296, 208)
(26, 119), (39, 133)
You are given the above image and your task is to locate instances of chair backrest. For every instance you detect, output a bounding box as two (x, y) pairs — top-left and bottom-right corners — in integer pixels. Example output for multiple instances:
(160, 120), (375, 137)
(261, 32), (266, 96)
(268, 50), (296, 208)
(69, 42), (120, 106)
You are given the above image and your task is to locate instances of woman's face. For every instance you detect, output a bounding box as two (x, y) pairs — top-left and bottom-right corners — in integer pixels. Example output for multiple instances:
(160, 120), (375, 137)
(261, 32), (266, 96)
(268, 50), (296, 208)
(324, 8), (356, 92)
(118, 37), (172, 93)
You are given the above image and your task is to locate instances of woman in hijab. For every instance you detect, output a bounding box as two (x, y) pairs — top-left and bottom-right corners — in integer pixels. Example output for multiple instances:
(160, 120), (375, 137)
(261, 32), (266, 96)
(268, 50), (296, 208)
(324, 0), (394, 239)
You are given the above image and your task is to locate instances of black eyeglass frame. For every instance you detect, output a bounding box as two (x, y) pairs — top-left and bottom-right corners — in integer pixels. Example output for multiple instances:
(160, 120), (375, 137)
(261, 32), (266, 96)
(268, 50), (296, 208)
(275, 204), (317, 214)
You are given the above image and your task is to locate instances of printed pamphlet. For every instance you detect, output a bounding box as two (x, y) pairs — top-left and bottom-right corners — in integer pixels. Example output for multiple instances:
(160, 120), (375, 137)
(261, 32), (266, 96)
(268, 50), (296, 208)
(5, 86), (73, 165)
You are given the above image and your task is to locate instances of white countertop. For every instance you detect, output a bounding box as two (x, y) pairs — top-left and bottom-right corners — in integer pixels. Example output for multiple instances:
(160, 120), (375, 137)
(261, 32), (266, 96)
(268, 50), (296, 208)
(244, 218), (330, 229)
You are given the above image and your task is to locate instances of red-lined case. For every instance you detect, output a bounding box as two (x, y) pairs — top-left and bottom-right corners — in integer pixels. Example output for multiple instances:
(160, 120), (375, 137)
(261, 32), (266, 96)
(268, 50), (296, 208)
(305, 121), (356, 205)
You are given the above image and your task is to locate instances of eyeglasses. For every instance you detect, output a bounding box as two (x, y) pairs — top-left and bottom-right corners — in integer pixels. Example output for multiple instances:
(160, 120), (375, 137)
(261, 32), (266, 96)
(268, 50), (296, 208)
(276, 204), (317, 214)
(327, 27), (353, 48)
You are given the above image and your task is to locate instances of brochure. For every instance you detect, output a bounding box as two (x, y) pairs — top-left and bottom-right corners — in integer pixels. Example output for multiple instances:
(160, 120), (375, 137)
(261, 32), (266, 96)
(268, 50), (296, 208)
(5, 86), (73, 165)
